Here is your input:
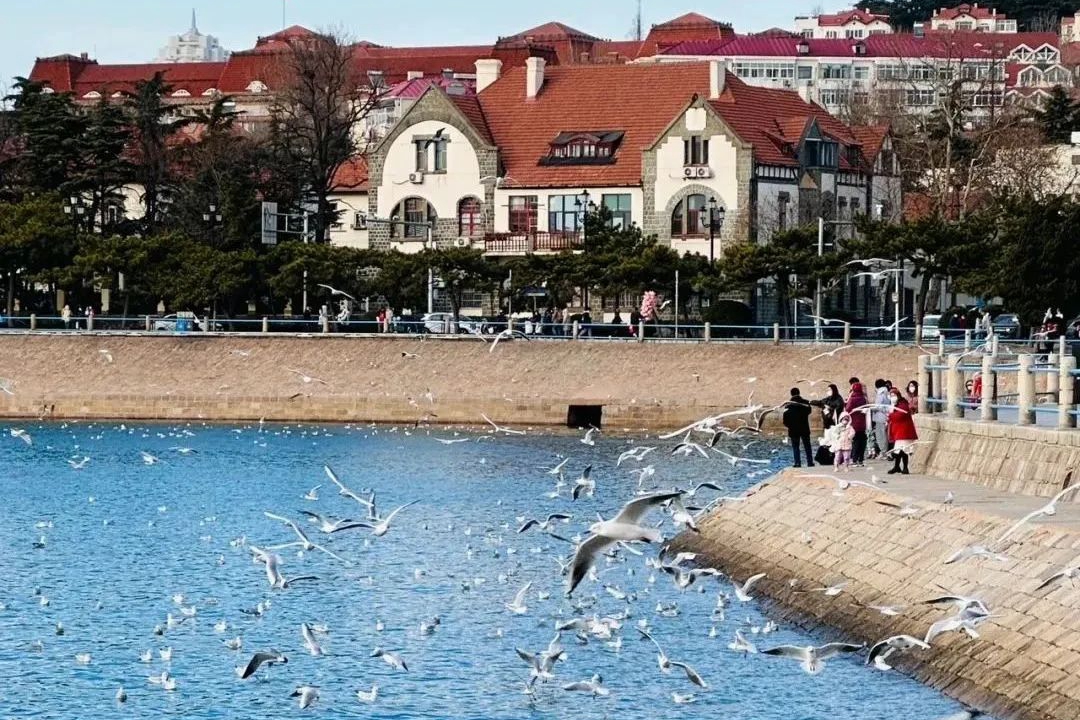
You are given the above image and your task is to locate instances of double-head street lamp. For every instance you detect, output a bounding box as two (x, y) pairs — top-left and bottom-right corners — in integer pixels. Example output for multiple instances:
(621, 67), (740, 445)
(63, 196), (87, 227)
(707, 197), (726, 264)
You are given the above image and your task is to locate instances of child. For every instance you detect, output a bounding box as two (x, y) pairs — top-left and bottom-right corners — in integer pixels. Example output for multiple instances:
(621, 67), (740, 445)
(833, 413), (855, 471)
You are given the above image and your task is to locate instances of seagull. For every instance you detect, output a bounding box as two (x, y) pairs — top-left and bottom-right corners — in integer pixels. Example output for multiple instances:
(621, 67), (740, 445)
(728, 629), (758, 654)
(563, 673), (610, 697)
(140, 451), (158, 465)
(566, 491), (682, 595)
(99, 349), (114, 363)
(351, 501), (417, 537)
(571, 466), (595, 500)
(795, 580), (849, 597)
(617, 446), (656, 466)
(323, 465), (376, 512)
(237, 650), (288, 679)
(1035, 562), (1080, 591)
(669, 660), (708, 689)
(943, 545), (1008, 565)
(761, 642), (863, 674)
(262, 512), (349, 562)
(518, 513), (572, 535)
(858, 602), (906, 617)
(0, 378), (15, 395)
(10, 428), (32, 446)
(299, 510), (370, 535)
(922, 593), (991, 618)
(370, 647), (408, 671)
(301, 623), (324, 656)
(287, 369), (328, 386)
(401, 352), (420, 359)
(258, 551), (319, 590)
(67, 456), (90, 470)
(866, 635), (929, 670)
(303, 485), (320, 501)
(169, 446), (198, 455)
(995, 485), (1080, 546)
(516, 645), (564, 686)
(581, 427), (599, 446)
(505, 582), (532, 615)
(434, 437), (469, 445)
(115, 687), (127, 703)
(545, 457), (570, 476)
(356, 684), (379, 703)
(808, 345), (853, 362)
(671, 432), (709, 458)
(481, 413), (525, 435)
(711, 448), (769, 466)
(924, 608), (990, 644)
(291, 685), (319, 709)
(316, 283), (355, 301)
(732, 573), (766, 602)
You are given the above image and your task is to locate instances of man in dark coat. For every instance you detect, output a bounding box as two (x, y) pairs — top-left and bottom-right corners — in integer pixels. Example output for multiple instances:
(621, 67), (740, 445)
(783, 387), (814, 468)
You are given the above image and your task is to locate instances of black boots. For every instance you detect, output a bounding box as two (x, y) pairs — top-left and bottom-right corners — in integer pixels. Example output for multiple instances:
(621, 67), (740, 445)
(888, 451), (910, 475)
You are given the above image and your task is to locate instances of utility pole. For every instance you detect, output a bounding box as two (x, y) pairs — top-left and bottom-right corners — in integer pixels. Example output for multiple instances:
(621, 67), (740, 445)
(815, 217), (824, 343)
(301, 210), (310, 314)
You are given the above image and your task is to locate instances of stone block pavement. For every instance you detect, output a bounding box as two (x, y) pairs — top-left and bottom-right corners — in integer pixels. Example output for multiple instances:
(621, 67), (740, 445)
(673, 460), (1080, 720)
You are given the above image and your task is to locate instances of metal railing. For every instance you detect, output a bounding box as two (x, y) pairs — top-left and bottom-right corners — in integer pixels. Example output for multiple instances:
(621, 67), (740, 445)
(919, 334), (1080, 429)
(483, 231), (584, 255)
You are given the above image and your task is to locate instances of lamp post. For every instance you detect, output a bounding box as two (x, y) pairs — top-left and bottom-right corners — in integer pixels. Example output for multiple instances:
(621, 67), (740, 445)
(707, 197), (726, 264)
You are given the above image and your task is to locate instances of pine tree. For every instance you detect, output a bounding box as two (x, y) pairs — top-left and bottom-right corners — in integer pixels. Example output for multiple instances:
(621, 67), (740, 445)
(75, 98), (132, 232)
(6, 78), (86, 195)
(1034, 86), (1080, 144)
(123, 72), (189, 234)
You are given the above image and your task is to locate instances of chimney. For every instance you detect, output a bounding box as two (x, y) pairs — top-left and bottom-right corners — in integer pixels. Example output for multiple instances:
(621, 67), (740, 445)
(709, 59), (728, 100)
(407, 70), (423, 81)
(442, 68), (454, 80)
(526, 56), (546, 99)
(474, 58), (503, 93)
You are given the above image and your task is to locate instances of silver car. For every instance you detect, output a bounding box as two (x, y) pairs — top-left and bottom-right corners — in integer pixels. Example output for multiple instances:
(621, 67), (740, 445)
(421, 313), (481, 335)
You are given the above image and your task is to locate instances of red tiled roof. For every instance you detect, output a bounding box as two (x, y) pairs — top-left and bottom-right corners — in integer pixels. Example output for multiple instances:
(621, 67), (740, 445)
(816, 9), (889, 26)
(332, 155), (369, 191)
(385, 76), (476, 100)
(1063, 42), (1080, 65)
(477, 62), (714, 187)
(448, 93), (494, 146)
(641, 12), (733, 58)
(28, 54), (93, 92)
(653, 12), (729, 30)
(504, 22), (599, 42)
(850, 124), (890, 159)
(934, 3), (1002, 21)
(74, 61), (225, 97)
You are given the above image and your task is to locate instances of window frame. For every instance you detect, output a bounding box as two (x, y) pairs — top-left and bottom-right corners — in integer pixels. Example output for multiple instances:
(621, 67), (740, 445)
(602, 194), (632, 230)
(457, 197), (482, 237)
(683, 136), (710, 167)
(508, 195), (539, 234)
(548, 194), (587, 233)
(671, 194), (708, 238)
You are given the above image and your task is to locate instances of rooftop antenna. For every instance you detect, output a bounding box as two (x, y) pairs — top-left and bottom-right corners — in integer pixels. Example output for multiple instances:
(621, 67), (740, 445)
(190, 8), (198, 33)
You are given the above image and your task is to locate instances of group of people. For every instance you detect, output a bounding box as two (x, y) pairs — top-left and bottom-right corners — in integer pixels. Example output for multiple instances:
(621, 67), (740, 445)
(782, 377), (919, 476)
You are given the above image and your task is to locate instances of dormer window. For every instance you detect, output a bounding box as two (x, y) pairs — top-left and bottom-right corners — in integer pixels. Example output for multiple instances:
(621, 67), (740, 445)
(802, 138), (839, 168)
(540, 131), (623, 166)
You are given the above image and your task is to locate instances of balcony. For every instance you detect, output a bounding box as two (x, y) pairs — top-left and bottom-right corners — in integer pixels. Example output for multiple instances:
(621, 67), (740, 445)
(483, 231), (584, 256)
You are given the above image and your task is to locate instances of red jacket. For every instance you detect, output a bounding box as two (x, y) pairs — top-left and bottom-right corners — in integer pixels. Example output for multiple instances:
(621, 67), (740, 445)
(845, 383), (868, 432)
(888, 398), (918, 442)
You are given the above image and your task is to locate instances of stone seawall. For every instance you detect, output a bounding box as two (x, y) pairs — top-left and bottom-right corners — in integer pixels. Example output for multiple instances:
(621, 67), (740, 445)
(0, 335), (920, 428)
(918, 416), (1080, 499)
(672, 471), (1080, 720)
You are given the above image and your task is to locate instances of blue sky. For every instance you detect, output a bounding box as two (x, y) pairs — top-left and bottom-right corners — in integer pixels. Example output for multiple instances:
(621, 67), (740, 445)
(0, 0), (806, 88)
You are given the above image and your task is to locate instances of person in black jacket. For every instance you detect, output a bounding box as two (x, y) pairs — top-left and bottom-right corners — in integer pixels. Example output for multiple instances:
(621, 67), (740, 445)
(783, 387), (814, 468)
(810, 383), (846, 430)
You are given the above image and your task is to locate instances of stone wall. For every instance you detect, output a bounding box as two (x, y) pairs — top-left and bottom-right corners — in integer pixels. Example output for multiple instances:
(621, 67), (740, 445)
(0, 335), (920, 427)
(673, 471), (1080, 720)
(917, 416), (1080, 499)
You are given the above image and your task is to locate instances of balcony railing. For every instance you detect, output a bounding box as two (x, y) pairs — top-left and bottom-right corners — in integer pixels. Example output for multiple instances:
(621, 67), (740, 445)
(483, 231), (584, 255)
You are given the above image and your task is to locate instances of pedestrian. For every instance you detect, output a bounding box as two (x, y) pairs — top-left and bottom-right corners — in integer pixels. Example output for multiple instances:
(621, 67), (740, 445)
(85, 306), (95, 331)
(553, 307), (564, 337)
(376, 307), (386, 333)
(580, 309), (592, 338)
(61, 304), (72, 330)
(318, 304), (328, 327)
(871, 379), (889, 459)
(541, 307), (553, 336)
(612, 308), (624, 337)
(562, 306), (572, 338)
(629, 308), (641, 337)
(810, 383), (846, 429)
(887, 387), (918, 475)
(782, 387), (814, 468)
(845, 380), (869, 466)
(832, 413), (855, 471)
(905, 380), (919, 414)
(384, 306), (394, 334)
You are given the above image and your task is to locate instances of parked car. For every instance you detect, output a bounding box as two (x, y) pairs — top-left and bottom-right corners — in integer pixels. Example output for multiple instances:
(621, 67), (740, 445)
(421, 312), (482, 335)
(921, 314), (942, 340)
(153, 312), (220, 332)
(991, 313), (1022, 339)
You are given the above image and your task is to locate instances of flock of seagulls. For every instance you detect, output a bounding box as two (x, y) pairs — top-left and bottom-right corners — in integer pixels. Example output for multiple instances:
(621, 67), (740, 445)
(1, 388), (1000, 718)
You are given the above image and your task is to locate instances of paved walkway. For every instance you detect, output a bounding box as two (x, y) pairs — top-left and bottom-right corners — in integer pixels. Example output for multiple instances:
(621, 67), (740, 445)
(788, 456), (1080, 527)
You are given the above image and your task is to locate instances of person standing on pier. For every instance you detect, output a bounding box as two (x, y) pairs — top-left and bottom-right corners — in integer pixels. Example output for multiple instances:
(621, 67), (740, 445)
(845, 380), (868, 466)
(871, 379), (890, 458)
(811, 384), (846, 429)
(783, 388), (814, 468)
(887, 387), (918, 474)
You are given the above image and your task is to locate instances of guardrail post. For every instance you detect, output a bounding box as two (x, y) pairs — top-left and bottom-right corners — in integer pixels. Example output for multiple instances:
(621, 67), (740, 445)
(572, 320), (580, 340)
(931, 354), (942, 415)
(772, 323), (780, 345)
(1059, 355), (1077, 429)
(1018, 354), (1036, 425)
(637, 321), (645, 343)
(321, 316), (330, 334)
(946, 353), (963, 419)
(937, 335), (945, 357)
(915, 323), (922, 345)
(87, 314), (94, 332)
(1048, 352), (1060, 398)
(917, 353), (930, 415)
(261, 316), (269, 334)
(144, 315), (152, 332)
(508, 318), (515, 334)
(981, 355), (995, 423)
(843, 322), (851, 345)
(990, 333), (999, 357)
(703, 322), (711, 342)
(963, 329), (972, 351)
(29, 314), (36, 331)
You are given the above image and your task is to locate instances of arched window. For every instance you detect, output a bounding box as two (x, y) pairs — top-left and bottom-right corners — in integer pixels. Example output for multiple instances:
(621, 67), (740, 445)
(391, 198), (436, 239)
(671, 194), (707, 237)
(458, 197), (482, 237)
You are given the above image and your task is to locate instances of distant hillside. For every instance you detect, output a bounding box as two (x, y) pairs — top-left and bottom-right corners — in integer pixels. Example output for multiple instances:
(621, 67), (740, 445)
(855, 1), (1075, 33)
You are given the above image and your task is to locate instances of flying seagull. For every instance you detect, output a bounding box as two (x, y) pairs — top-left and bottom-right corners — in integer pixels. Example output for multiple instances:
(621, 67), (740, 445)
(263, 512), (349, 563)
(732, 573), (766, 602)
(1035, 561), (1080, 591)
(995, 484), (1080, 546)
(316, 284), (355, 301)
(563, 673), (610, 697)
(866, 635), (929, 671)
(370, 647), (408, 671)
(291, 685), (319, 709)
(505, 582), (532, 615)
(481, 413), (526, 436)
(761, 642), (863, 675)
(237, 650), (288, 679)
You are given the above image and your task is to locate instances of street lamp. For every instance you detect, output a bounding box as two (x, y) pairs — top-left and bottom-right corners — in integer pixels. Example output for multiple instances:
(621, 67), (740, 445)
(707, 198), (726, 264)
(63, 196), (87, 225)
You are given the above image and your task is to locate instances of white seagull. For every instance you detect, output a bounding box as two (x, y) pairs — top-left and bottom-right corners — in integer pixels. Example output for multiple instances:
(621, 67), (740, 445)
(481, 413), (526, 436)
(995, 485), (1080, 546)
(356, 684), (379, 703)
(370, 647), (408, 671)
(291, 685), (319, 709)
(563, 673), (610, 697)
(581, 427), (599, 446)
(236, 650), (288, 679)
(10, 428), (32, 445)
(732, 573), (766, 602)
(263, 512), (349, 563)
(301, 623), (324, 656)
(866, 635), (929, 671)
(761, 642), (863, 674)
(505, 582), (532, 615)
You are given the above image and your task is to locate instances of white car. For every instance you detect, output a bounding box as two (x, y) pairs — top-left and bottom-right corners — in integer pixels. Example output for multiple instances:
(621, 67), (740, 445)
(921, 314), (941, 340)
(421, 313), (481, 335)
(153, 313), (220, 332)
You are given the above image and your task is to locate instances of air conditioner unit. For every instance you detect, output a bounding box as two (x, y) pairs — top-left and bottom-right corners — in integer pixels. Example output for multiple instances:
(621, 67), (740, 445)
(408, 171), (425, 184)
(454, 238), (471, 248)
(683, 166), (695, 179)
(695, 166), (712, 179)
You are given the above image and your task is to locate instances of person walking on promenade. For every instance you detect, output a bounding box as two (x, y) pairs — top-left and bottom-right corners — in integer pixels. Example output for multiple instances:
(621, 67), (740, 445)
(580, 309), (592, 338)
(832, 413), (855, 471)
(906, 380), (919, 414)
(783, 388), (814, 468)
(845, 380), (869, 466)
(871, 379), (890, 459)
(811, 383), (846, 429)
(61, 304), (71, 330)
(562, 306), (572, 338)
(887, 387), (918, 475)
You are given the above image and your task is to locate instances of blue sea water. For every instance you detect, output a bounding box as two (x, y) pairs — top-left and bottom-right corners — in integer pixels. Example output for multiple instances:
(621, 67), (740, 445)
(0, 421), (969, 719)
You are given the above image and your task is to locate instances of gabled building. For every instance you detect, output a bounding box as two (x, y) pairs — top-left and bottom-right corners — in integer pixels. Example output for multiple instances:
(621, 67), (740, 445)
(794, 9), (893, 40)
(916, 3), (1017, 35)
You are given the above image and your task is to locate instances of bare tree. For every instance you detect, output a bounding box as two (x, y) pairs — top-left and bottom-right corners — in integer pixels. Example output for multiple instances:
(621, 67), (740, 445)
(270, 29), (380, 242)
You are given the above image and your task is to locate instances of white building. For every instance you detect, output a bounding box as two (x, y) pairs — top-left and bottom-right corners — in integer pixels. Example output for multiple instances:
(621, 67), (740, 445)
(794, 9), (893, 40)
(915, 3), (1017, 35)
(155, 11), (229, 63)
(1062, 12), (1080, 43)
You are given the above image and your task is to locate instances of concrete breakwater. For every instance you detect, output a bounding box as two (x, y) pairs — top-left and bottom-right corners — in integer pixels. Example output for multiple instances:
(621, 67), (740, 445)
(0, 335), (919, 428)
(672, 468), (1080, 720)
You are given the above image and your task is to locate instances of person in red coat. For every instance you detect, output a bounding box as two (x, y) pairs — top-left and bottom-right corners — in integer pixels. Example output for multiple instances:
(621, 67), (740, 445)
(886, 387), (918, 474)
(844, 380), (869, 466)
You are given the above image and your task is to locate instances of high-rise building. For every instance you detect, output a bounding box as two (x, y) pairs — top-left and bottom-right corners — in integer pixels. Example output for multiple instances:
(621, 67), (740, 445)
(155, 10), (228, 63)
